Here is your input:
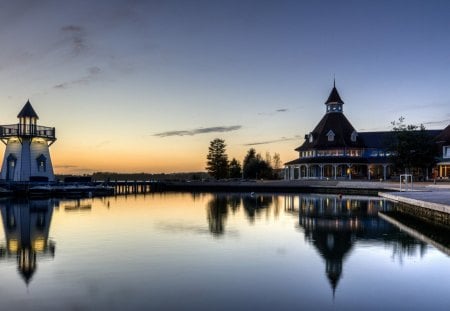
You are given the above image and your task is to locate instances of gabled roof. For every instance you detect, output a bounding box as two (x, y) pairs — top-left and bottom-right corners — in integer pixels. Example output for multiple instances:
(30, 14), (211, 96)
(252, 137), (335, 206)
(17, 100), (39, 119)
(324, 85), (344, 105)
(434, 124), (450, 144)
(295, 112), (364, 151)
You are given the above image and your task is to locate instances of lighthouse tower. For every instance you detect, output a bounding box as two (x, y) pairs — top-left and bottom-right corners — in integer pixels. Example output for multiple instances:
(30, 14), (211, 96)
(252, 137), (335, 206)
(0, 101), (56, 182)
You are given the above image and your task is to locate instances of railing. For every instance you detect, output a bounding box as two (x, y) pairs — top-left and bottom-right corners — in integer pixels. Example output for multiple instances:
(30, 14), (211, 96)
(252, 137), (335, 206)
(0, 124), (56, 139)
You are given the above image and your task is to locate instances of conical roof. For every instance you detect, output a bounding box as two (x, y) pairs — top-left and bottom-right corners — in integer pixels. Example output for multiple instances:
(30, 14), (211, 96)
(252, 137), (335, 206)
(295, 112), (364, 151)
(17, 100), (39, 119)
(325, 85), (344, 105)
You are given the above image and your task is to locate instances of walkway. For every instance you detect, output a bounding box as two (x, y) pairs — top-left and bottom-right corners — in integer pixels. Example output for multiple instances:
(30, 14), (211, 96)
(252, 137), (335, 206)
(379, 184), (450, 214)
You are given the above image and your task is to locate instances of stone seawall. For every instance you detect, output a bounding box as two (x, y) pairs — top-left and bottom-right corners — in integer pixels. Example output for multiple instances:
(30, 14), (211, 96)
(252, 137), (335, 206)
(379, 192), (450, 226)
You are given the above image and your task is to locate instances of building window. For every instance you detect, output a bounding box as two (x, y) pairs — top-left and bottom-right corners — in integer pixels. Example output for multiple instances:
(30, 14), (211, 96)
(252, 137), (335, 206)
(326, 130), (335, 142)
(36, 154), (47, 172)
(444, 146), (450, 159)
(309, 133), (314, 143)
(6, 154), (17, 181)
(351, 131), (357, 142)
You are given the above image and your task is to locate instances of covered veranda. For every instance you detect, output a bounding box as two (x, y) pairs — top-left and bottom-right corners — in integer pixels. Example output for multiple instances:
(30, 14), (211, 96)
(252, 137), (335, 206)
(284, 158), (391, 181)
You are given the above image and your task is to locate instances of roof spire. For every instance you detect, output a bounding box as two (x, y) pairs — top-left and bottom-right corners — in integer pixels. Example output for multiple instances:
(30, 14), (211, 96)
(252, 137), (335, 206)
(325, 83), (344, 105)
(333, 75), (336, 88)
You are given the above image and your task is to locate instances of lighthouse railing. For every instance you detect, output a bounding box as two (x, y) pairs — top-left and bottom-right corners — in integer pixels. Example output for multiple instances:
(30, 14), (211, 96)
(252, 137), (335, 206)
(0, 124), (55, 139)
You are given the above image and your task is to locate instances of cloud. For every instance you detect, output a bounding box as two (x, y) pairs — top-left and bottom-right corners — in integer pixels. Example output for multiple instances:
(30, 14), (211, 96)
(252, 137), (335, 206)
(61, 25), (87, 56)
(244, 136), (301, 146)
(94, 140), (111, 148)
(54, 66), (102, 89)
(423, 119), (450, 126)
(154, 125), (242, 137)
(54, 165), (79, 169)
(258, 108), (289, 116)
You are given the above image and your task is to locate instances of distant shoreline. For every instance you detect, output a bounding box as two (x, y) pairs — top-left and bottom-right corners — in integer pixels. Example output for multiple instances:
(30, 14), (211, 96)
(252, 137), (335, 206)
(160, 179), (400, 196)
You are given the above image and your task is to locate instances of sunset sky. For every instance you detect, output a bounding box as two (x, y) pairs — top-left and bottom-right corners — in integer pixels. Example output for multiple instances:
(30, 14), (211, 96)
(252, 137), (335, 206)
(0, 0), (449, 174)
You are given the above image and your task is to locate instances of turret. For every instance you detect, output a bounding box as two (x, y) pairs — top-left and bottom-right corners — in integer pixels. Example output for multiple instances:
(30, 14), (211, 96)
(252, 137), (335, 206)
(325, 80), (344, 113)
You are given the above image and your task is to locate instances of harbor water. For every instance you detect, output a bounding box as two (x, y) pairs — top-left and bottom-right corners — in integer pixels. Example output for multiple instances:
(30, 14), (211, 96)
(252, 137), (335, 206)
(0, 193), (449, 310)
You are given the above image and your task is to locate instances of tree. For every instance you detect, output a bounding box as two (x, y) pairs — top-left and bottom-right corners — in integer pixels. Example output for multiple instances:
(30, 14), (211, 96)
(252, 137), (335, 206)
(272, 153), (283, 179)
(243, 148), (257, 178)
(228, 158), (242, 178)
(388, 117), (438, 179)
(206, 138), (229, 179)
(243, 148), (274, 179)
(272, 153), (282, 170)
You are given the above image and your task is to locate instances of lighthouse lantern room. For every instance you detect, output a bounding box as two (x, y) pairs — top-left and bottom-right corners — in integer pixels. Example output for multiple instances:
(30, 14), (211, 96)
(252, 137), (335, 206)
(0, 101), (56, 182)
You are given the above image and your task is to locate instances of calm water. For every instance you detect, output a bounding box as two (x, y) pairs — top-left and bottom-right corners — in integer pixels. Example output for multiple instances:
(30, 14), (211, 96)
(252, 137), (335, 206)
(0, 193), (449, 310)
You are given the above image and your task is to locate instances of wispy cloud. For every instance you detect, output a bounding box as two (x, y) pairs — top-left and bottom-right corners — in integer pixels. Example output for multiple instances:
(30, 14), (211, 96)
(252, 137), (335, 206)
(423, 119), (450, 126)
(61, 25), (88, 56)
(54, 66), (102, 89)
(54, 165), (79, 169)
(154, 125), (242, 137)
(258, 108), (289, 116)
(95, 140), (111, 148)
(244, 136), (301, 146)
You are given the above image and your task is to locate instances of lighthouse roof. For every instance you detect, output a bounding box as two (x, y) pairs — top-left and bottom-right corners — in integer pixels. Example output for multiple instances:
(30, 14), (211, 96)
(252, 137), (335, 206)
(17, 100), (39, 119)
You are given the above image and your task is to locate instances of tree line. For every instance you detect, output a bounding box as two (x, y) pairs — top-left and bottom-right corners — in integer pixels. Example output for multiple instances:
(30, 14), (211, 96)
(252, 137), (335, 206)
(206, 138), (282, 180)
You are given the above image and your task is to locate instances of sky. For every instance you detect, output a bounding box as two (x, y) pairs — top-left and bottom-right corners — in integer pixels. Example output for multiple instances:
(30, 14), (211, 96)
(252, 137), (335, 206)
(0, 0), (449, 174)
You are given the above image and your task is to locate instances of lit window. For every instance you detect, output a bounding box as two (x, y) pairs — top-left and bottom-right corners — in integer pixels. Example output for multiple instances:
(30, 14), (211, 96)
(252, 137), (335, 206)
(309, 133), (313, 143)
(36, 154), (47, 172)
(444, 146), (450, 158)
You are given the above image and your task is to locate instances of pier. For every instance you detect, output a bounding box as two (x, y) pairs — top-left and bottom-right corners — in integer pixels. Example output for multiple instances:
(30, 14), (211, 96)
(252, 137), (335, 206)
(107, 180), (165, 195)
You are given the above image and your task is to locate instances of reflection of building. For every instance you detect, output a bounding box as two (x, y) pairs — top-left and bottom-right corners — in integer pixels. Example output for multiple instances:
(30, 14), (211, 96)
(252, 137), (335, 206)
(0, 200), (55, 285)
(0, 101), (56, 182)
(286, 195), (395, 296)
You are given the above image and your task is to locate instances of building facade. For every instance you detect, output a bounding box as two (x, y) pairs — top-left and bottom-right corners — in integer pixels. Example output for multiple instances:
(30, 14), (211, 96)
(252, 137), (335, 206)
(285, 84), (445, 181)
(0, 101), (56, 182)
(434, 125), (450, 179)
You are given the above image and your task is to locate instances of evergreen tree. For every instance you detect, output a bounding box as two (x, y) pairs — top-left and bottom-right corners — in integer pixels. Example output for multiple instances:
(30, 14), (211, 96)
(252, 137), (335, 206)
(228, 158), (242, 178)
(206, 138), (229, 179)
(243, 148), (274, 179)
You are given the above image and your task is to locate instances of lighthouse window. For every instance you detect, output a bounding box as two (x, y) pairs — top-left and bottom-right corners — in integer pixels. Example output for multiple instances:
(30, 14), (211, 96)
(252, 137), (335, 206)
(36, 154), (47, 172)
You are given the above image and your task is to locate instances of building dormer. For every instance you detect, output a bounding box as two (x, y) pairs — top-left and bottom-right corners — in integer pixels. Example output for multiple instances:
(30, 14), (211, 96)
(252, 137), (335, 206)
(325, 81), (344, 113)
(351, 131), (357, 142)
(326, 130), (335, 142)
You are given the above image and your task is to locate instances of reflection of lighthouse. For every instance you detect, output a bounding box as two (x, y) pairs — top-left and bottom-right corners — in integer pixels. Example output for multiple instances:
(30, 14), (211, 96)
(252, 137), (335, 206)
(0, 101), (56, 182)
(0, 200), (55, 285)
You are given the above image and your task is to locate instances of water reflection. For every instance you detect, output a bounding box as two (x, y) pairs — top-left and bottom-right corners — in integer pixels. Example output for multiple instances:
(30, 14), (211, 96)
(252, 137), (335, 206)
(0, 194), (448, 309)
(284, 194), (428, 295)
(206, 193), (276, 236)
(0, 199), (55, 285)
(207, 195), (229, 236)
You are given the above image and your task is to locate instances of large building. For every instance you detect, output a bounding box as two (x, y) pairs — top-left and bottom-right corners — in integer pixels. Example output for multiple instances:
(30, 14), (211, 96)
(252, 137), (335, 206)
(0, 101), (56, 182)
(434, 125), (450, 178)
(285, 84), (444, 180)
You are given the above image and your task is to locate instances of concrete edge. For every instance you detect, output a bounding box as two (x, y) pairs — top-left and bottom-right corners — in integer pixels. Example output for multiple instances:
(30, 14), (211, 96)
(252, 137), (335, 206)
(378, 192), (450, 214)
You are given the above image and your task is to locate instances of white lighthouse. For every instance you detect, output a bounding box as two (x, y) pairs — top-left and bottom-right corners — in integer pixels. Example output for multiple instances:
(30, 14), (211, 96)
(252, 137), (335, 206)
(0, 101), (56, 182)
